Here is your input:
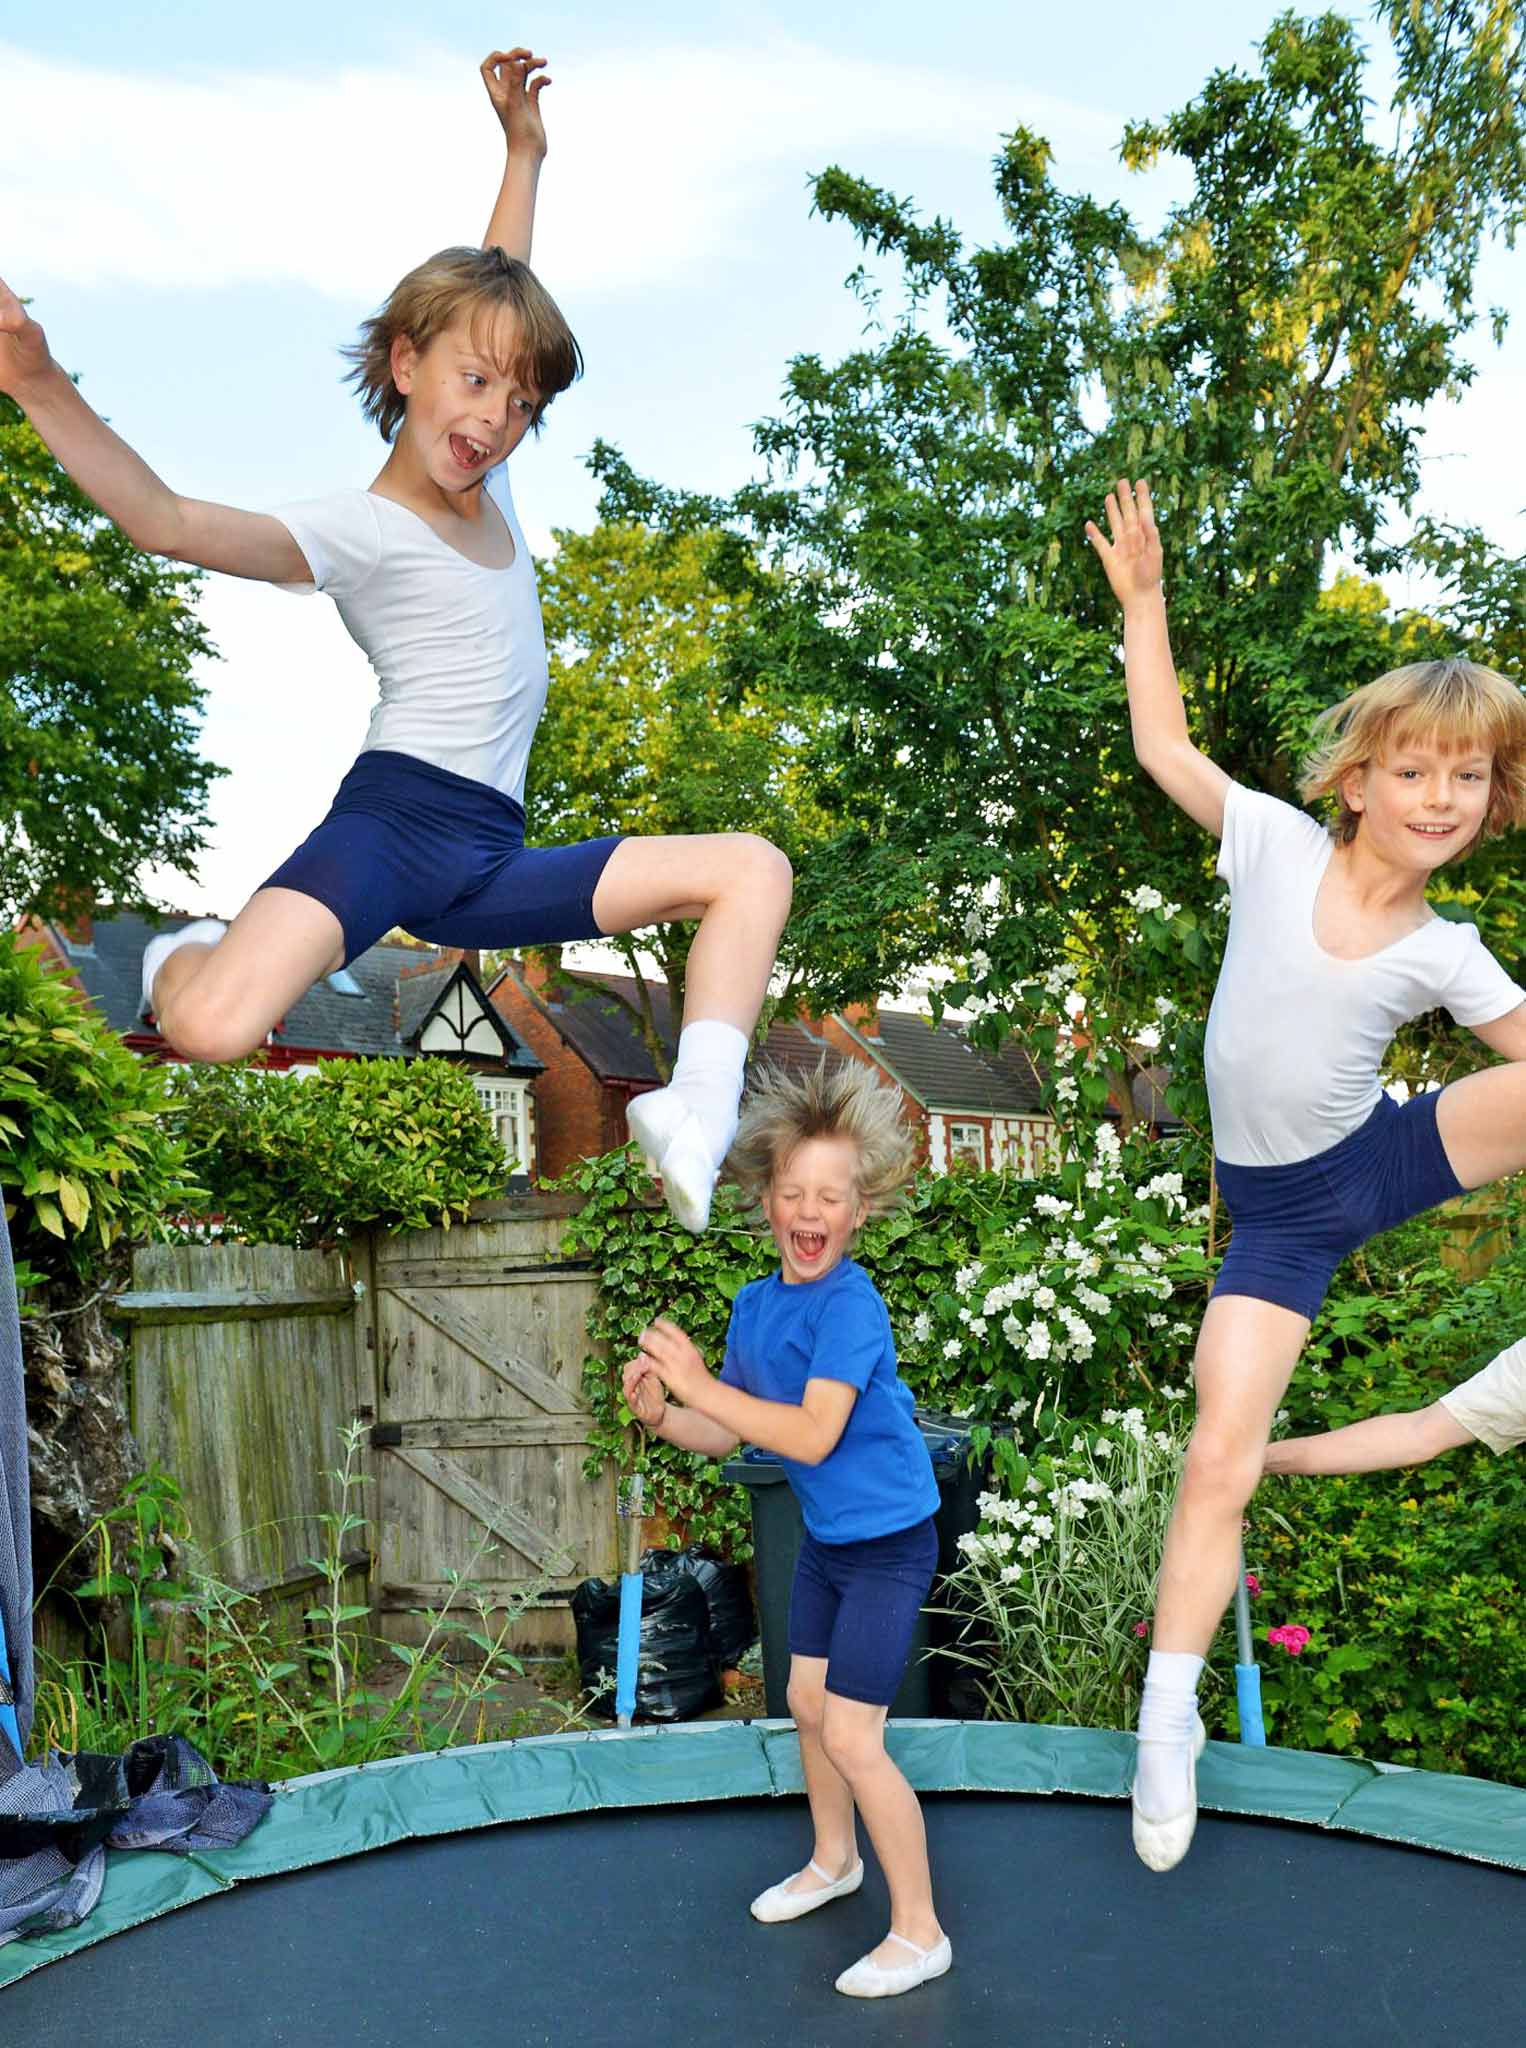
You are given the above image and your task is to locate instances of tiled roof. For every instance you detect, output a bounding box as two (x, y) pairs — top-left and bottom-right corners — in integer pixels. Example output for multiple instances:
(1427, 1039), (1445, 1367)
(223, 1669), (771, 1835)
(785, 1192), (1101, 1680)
(520, 971), (677, 1083)
(40, 913), (530, 1065)
(501, 963), (1051, 1114)
(962, 1031), (1048, 1115)
(849, 1010), (1046, 1116)
(396, 966), (455, 1045)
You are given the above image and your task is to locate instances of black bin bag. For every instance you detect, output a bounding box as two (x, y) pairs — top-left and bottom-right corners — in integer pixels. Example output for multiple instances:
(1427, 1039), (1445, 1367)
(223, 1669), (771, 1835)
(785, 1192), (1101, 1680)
(571, 1557), (721, 1722)
(645, 1547), (756, 1672)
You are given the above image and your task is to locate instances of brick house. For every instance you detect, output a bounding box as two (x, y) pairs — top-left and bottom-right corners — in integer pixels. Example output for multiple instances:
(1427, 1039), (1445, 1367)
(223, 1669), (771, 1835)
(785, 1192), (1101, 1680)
(20, 910), (544, 1178)
(489, 961), (1059, 1181)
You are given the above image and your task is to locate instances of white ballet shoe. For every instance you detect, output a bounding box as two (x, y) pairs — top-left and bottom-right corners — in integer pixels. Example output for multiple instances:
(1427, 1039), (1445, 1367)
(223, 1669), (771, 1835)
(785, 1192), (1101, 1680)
(749, 1858), (864, 1923)
(140, 918), (227, 1018)
(1131, 1712), (1207, 1873)
(627, 1090), (718, 1233)
(835, 1931), (953, 1999)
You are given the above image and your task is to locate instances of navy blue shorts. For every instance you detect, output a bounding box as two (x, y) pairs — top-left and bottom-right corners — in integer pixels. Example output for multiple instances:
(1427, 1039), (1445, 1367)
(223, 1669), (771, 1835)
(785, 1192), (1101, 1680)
(1213, 1092), (1464, 1323)
(787, 1516), (938, 1708)
(261, 750), (625, 965)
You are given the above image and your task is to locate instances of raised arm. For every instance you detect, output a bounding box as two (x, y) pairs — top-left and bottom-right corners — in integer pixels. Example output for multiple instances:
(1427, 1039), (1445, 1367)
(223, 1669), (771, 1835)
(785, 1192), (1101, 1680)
(480, 46), (550, 261)
(0, 279), (308, 583)
(1085, 478), (1231, 838)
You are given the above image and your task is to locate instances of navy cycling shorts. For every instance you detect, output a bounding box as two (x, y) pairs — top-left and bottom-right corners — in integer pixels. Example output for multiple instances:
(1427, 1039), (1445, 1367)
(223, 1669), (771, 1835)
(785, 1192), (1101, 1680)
(261, 749), (625, 965)
(1213, 1091), (1464, 1324)
(787, 1516), (938, 1708)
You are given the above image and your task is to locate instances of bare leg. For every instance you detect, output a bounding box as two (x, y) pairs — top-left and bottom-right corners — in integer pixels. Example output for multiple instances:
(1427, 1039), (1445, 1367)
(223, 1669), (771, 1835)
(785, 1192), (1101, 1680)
(779, 1657), (858, 1890)
(594, 832), (792, 1227)
(153, 888), (346, 1064)
(1131, 1293), (1308, 1869)
(819, 1693), (942, 1962)
(1436, 1063), (1526, 1189)
(1153, 1292), (1310, 1655)
(590, 832), (793, 1033)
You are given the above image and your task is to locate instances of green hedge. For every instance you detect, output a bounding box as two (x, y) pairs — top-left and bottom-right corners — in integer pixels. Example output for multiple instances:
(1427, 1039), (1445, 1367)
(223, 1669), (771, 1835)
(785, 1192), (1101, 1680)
(0, 929), (196, 1290)
(166, 1057), (509, 1246)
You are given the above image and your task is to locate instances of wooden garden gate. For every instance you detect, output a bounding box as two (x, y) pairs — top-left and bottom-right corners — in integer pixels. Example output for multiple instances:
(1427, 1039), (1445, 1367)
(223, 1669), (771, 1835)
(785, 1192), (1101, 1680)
(361, 1195), (616, 1651)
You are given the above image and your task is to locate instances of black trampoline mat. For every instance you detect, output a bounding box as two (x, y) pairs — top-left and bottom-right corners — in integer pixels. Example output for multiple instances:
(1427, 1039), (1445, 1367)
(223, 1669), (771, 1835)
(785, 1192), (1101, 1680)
(5, 1794), (1522, 2046)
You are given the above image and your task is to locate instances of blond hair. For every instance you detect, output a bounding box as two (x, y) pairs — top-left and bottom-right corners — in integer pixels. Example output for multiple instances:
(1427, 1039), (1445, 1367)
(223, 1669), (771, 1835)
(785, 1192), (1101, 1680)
(342, 245), (582, 443)
(726, 1057), (917, 1215)
(1298, 657), (1526, 848)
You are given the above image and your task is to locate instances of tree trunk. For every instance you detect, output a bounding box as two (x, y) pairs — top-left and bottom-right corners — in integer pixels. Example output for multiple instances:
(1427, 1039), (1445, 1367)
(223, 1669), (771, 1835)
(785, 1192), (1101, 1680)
(22, 1249), (140, 1594)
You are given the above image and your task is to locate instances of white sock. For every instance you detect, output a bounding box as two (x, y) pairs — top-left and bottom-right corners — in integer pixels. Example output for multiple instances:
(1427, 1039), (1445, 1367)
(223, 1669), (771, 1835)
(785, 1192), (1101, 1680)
(660, 1020), (749, 1168)
(1134, 1650), (1204, 1820)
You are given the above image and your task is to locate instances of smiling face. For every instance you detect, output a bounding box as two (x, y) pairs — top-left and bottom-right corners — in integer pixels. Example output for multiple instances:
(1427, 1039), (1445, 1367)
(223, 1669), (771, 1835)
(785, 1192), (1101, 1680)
(390, 310), (542, 493)
(1341, 732), (1495, 872)
(760, 1135), (869, 1286)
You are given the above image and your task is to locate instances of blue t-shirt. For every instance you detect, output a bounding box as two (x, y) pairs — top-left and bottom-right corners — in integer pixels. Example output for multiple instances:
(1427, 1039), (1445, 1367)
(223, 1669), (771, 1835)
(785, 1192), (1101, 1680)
(720, 1258), (938, 1545)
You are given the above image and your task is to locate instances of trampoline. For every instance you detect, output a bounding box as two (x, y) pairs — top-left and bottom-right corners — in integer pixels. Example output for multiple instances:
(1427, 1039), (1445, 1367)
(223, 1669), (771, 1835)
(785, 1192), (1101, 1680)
(3, 1720), (1525, 2046)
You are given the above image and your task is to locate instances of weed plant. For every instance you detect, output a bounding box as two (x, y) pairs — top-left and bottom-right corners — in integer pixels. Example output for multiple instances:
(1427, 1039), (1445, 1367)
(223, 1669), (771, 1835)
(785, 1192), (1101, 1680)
(31, 1424), (585, 1780)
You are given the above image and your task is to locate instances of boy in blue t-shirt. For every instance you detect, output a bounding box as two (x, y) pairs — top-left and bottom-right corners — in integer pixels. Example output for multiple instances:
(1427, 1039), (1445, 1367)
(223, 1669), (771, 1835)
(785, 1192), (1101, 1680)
(624, 1058), (947, 2003)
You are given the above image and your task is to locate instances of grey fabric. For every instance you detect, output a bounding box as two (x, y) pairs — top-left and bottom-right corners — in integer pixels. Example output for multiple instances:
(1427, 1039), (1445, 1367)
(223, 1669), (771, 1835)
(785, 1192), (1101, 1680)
(0, 1204), (32, 1773)
(0, 1736), (273, 1944)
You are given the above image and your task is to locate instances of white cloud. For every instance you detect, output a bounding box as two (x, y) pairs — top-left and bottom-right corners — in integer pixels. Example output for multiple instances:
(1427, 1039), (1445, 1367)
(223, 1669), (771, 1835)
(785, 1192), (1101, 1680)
(1, 39), (1118, 303)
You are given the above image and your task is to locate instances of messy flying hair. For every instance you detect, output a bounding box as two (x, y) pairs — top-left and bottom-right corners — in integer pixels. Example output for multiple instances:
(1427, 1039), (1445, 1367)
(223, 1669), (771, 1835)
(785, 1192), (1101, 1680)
(726, 1057), (918, 1216)
(341, 245), (582, 444)
(1298, 656), (1526, 849)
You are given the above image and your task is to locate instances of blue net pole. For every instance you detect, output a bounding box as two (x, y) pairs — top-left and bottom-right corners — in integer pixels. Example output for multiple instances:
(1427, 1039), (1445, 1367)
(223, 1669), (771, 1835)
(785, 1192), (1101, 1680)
(614, 1473), (645, 1728)
(1233, 1545), (1265, 1746)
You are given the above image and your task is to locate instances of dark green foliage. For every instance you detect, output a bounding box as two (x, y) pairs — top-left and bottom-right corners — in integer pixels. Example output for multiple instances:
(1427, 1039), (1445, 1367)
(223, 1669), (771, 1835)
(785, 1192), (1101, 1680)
(0, 395), (222, 920)
(0, 929), (198, 1290)
(166, 1057), (509, 1246)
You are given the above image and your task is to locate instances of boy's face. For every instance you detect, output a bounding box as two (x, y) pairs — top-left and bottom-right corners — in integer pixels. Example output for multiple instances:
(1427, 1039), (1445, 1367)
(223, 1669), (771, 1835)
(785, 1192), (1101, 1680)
(1341, 733), (1494, 870)
(391, 311), (542, 491)
(761, 1136), (869, 1286)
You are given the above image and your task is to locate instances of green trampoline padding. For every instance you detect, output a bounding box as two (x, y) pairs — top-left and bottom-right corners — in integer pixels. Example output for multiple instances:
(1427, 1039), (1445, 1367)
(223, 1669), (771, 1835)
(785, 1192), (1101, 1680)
(4, 1718), (1525, 1988)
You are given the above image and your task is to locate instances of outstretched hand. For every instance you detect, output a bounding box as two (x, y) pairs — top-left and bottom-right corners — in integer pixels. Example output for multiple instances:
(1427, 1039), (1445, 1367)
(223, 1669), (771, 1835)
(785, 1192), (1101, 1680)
(635, 1317), (710, 1406)
(1085, 477), (1164, 610)
(481, 46), (550, 159)
(0, 276), (51, 398)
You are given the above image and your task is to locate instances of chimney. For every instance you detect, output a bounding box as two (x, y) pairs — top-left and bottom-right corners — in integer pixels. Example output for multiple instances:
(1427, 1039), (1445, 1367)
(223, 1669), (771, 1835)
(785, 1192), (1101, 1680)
(519, 946), (564, 996)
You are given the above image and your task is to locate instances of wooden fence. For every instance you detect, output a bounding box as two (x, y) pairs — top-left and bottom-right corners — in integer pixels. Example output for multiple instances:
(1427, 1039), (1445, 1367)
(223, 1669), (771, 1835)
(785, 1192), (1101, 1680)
(117, 1195), (615, 1651)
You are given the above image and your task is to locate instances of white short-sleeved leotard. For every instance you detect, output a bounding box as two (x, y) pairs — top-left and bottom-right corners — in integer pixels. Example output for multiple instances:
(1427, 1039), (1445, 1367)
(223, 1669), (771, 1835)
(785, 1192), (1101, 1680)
(1204, 783), (1524, 1168)
(273, 463), (546, 806)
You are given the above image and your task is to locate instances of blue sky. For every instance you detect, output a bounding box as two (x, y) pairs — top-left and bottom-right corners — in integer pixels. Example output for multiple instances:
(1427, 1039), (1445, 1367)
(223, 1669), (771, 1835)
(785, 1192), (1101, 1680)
(5, 4), (1522, 918)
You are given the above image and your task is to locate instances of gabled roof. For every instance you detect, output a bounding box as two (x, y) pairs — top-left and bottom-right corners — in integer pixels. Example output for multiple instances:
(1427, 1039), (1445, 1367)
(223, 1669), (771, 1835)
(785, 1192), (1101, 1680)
(35, 912), (532, 1066)
(401, 961), (540, 1073)
(962, 1030), (1048, 1115)
(842, 1009), (1047, 1117)
(497, 962), (1048, 1117)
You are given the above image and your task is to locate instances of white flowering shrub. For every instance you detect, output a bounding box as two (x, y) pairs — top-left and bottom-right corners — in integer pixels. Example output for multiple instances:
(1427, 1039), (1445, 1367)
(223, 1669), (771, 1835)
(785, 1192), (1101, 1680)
(891, 1119), (1210, 1419)
(940, 1396), (1214, 1730)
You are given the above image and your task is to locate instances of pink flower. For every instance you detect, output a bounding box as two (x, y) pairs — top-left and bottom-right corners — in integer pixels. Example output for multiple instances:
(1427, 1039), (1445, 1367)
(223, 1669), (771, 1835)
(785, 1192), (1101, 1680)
(1133, 1620), (1149, 1638)
(1267, 1623), (1311, 1657)
(1244, 1572), (1261, 1598)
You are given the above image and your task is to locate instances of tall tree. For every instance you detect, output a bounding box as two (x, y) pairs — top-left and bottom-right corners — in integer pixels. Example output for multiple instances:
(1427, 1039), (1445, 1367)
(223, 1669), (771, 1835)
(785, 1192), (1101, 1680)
(519, 522), (831, 1071)
(595, 3), (1526, 1121)
(0, 394), (221, 921)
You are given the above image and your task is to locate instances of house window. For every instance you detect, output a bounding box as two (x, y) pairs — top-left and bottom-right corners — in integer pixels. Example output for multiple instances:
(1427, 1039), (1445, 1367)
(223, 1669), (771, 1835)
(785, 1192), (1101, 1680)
(473, 1079), (532, 1174)
(948, 1121), (986, 1169)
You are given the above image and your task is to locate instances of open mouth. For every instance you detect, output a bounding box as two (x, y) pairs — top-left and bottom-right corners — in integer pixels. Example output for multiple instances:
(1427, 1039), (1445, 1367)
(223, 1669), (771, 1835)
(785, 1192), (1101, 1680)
(448, 433), (493, 471)
(791, 1230), (828, 1264)
(1407, 823), (1456, 838)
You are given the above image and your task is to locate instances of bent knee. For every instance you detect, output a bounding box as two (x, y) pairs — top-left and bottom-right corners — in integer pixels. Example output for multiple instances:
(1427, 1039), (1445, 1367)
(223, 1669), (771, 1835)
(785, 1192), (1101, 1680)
(786, 1680), (824, 1735)
(159, 994), (264, 1067)
(733, 833), (793, 904)
(819, 1713), (885, 1780)
(1181, 1433), (1264, 1513)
